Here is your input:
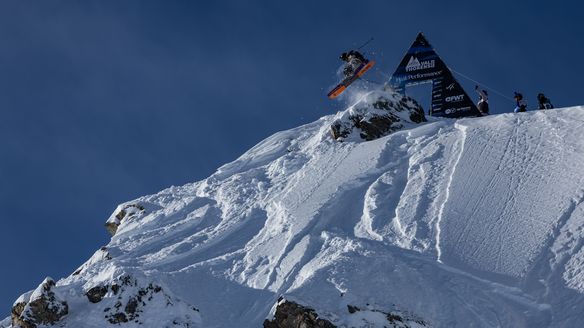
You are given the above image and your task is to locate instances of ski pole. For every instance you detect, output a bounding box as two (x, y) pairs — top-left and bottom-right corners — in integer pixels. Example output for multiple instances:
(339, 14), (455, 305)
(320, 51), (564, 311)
(357, 37), (374, 50)
(448, 66), (515, 103)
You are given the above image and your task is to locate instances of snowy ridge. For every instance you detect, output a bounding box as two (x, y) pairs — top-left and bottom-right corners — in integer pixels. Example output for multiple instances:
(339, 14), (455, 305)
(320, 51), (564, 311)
(5, 100), (584, 327)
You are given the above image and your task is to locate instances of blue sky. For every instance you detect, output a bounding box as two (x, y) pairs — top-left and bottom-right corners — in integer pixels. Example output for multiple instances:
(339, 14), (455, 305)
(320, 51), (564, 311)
(1, 0), (582, 313)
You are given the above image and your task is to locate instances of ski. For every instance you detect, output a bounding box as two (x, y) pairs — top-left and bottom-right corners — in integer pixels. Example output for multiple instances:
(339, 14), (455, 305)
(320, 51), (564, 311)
(328, 60), (375, 99)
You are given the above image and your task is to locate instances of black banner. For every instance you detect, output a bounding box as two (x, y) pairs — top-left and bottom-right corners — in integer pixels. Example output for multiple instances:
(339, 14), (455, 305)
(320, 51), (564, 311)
(430, 71), (480, 118)
(389, 33), (480, 118)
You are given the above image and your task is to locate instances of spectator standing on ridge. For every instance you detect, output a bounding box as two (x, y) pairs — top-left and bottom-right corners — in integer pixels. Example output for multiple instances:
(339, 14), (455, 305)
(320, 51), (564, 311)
(475, 85), (489, 115)
(537, 93), (554, 109)
(514, 92), (527, 113)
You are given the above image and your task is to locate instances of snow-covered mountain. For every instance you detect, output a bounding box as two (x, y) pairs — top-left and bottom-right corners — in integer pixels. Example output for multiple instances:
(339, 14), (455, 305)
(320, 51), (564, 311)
(5, 88), (584, 327)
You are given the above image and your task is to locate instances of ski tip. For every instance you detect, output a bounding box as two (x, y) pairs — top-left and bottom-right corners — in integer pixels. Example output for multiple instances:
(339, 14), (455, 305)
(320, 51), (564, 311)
(356, 61), (375, 77)
(327, 61), (375, 100)
(328, 85), (346, 99)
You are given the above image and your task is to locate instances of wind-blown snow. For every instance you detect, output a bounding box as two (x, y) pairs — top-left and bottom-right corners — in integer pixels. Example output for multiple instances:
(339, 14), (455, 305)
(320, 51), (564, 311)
(5, 101), (584, 327)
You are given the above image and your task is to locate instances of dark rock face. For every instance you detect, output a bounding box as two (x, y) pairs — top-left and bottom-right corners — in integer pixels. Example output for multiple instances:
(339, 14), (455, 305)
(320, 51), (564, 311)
(101, 275), (179, 325)
(330, 89), (426, 141)
(86, 286), (108, 303)
(11, 278), (68, 328)
(109, 312), (128, 324)
(344, 303), (427, 327)
(263, 300), (336, 328)
(347, 304), (360, 314)
(10, 302), (27, 328)
(358, 114), (402, 141)
(263, 299), (427, 328)
(105, 203), (145, 236)
(10, 273), (200, 328)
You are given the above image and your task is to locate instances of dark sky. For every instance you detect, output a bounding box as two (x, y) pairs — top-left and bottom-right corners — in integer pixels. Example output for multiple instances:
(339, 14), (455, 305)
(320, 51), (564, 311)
(1, 0), (582, 313)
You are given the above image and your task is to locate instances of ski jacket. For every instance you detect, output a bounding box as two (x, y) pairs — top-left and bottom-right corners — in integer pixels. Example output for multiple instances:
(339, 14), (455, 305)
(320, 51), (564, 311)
(347, 50), (366, 63)
(476, 89), (488, 103)
(514, 99), (528, 113)
(538, 98), (553, 110)
(474, 89), (489, 115)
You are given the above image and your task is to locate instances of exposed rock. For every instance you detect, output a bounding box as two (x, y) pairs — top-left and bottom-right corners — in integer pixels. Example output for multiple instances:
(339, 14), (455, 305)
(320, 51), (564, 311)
(99, 275), (199, 326)
(124, 297), (138, 315)
(330, 88), (425, 141)
(11, 278), (68, 328)
(263, 300), (336, 328)
(347, 304), (360, 314)
(86, 286), (108, 303)
(104, 222), (118, 236)
(10, 302), (28, 328)
(108, 312), (128, 324)
(387, 313), (404, 323)
(105, 203), (145, 236)
(330, 117), (356, 140)
(344, 303), (427, 327)
(358, 113), (402, 140)
(111, 284), (120, 295)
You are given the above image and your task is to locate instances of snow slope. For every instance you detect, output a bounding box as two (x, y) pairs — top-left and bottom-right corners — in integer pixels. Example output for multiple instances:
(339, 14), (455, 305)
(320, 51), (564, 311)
(5, 98), (584, 327)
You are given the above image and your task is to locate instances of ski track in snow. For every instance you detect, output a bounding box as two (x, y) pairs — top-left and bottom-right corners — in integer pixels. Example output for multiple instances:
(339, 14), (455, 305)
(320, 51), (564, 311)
(7, 107), (584, 328)
(438, 111), (584, 280)
(435, 122), (467, 262)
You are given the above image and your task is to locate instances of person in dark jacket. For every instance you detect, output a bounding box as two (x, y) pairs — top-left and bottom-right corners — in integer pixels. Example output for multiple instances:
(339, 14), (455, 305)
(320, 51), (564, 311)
(340, 50), (367, 77)
(537, 93), (554, 110)
(475, 85), (489, 115)
(514, 92), (528, 113)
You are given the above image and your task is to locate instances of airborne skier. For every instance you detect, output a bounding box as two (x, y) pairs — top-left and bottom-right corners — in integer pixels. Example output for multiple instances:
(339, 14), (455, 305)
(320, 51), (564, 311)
(327, 49), (375, 99)
(340, 50), (367, 77)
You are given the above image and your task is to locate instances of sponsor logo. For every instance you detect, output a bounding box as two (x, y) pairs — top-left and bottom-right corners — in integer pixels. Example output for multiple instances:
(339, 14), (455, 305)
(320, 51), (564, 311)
(445, 94), (465, 103)
(446, 83), (455, 91)
(405, 56), (436, 72)
(444, 106), (471, 115)
(393, 70), (444, 84)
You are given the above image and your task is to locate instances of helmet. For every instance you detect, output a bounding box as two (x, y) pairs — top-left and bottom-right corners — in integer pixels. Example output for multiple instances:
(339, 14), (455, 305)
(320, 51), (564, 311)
(340, 52), (348, 61)
(514, 92), (523, 99)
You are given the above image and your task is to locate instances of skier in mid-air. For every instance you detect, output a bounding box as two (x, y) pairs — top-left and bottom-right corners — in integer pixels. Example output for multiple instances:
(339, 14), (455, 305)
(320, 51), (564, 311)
(475, 85), (489, 116)
(340, 50), (368, 77)
(514, 92), (528, 113)
(537, 93), (554, 109)
(328, 49), (375, 99)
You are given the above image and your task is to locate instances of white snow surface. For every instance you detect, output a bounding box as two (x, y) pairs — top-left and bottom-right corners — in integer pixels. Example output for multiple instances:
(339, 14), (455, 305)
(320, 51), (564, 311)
(6, 99), (584, 327)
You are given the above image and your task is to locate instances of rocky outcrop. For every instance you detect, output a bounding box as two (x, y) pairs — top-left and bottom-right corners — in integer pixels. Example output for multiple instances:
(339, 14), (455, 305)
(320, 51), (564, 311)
(105, 203), (145, 236)
(83, 274), (199, 326)
(101, 276), (163, 325)
(343, 304), (427, 328)
(330, 88), (425, 141)
(9, 273), (200, 328)
(263, 299), (428, 328)
(86, 285), (108, 303)
(11, 278), (68, 328)
(263, 299), (335, 328)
